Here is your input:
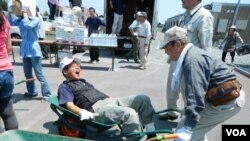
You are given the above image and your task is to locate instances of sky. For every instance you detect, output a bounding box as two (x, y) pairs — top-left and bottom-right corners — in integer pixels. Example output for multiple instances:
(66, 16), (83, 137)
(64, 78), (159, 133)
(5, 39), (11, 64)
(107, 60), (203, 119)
(36, 0), (250, 23)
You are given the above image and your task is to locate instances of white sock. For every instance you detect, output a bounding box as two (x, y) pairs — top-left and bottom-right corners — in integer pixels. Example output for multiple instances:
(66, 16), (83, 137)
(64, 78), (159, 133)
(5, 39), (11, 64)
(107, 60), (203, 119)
(145, 122), (155, 131)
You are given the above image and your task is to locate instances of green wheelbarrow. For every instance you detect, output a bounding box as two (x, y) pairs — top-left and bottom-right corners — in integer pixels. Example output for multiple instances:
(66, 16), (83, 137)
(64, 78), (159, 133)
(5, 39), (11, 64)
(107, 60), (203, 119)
(0, 129), (92, 141)
(47, 96), (180, 141)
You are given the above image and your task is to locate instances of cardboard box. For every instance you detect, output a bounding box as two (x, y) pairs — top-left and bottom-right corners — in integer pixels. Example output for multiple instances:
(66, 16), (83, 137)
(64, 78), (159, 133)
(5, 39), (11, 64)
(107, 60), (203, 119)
(55, 26), (87, 45)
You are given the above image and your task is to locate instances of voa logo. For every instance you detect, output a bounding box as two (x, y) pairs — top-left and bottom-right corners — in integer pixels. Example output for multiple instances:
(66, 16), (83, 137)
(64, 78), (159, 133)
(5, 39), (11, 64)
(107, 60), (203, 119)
(226, 129), (246, 136)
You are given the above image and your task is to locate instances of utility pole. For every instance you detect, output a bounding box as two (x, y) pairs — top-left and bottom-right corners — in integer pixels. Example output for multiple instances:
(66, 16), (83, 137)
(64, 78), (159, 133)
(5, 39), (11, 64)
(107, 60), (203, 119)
(232, 0), (241, 25)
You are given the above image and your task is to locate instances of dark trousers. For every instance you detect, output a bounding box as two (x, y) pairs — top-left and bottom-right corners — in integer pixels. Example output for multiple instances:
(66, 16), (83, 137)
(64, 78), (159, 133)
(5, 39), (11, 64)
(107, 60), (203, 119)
(0, 97), (18, 132)
(222, 51), (235, 63)
(48, 2), (56, 20)
(39, 38), (49, 58)
(89, 48), (99, 61)
(126, 35), (139, 61)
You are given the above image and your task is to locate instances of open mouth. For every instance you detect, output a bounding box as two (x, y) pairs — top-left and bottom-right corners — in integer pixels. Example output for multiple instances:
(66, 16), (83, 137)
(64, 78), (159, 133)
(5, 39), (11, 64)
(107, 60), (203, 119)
(75, 71), (80, 75)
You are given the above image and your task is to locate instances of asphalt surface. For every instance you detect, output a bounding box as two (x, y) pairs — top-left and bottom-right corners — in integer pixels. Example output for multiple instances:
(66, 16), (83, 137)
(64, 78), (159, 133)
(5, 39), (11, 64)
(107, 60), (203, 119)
(1, 32), (249, 141)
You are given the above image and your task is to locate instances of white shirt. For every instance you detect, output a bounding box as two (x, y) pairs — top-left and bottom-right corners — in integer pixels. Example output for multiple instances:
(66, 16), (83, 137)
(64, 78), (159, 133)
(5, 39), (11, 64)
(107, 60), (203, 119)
(37, 12), (45, 39)
(137, 20), (151, 45)
(129, 19), (141, 34)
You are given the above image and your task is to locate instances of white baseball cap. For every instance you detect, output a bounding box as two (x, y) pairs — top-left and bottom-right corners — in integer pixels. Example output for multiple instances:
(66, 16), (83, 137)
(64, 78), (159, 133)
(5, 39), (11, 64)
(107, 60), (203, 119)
(229, 25), (236, 29)
(59, 57), (81, 72)
(137, 11), (147, 18)
(160, 26), (188, 49)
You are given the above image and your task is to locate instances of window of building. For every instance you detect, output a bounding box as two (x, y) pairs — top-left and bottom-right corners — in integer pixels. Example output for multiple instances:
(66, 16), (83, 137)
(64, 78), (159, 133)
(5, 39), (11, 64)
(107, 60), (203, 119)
(217, 19), (228, 32)
(236, 20), (248, 30)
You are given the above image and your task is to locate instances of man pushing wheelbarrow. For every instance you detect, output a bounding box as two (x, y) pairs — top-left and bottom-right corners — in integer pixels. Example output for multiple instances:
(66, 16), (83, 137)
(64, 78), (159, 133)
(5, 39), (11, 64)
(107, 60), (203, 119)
(159, 26), (245, 141)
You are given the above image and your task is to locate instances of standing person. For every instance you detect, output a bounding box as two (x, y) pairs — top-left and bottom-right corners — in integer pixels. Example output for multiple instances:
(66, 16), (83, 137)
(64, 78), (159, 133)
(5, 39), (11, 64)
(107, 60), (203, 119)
(36, 6), (49, 60)
(159, 0), (214, 120)
(179, 0), (214, 50)
(160, 26), (245, 141)
(69, 0), (83, 26)
(135, 0), (149, 14)
(109, 0), (124, 35)
(0, 6), (18, 133)
(137, 12), (151, 70)
(85, 7), (105, 64)
(48, 0), (59, 21)
(69, 0), (84, 53)
(11, 0), (52, 100)
(220, 25), (244, 64)
(125, 11), (141, 63)
(58, 57), (156, 140)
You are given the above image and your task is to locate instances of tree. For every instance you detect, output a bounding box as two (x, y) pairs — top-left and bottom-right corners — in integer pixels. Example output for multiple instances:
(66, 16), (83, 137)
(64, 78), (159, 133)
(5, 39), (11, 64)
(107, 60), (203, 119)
(157, 22), (163, 28)
(0, 0), (8, 11)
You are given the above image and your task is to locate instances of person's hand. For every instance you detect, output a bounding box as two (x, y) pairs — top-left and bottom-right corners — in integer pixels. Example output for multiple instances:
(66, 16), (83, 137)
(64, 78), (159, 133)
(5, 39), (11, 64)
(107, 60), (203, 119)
(176, 127), (193, 141)
(79, 109), (99, 120)
(133, 32), (138, 36)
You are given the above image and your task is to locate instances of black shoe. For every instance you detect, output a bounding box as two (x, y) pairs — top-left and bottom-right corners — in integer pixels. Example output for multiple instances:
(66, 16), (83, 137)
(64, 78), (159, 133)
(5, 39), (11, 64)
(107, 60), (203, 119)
(159, 113), (178, 120)
(146, 133), (157, 140)
(134, 60), (140, 63)
(72, 49), (85, 54)
(42, 57), (49, 60)
(24, 92), (38, 97)
(125, 56), (129, 62)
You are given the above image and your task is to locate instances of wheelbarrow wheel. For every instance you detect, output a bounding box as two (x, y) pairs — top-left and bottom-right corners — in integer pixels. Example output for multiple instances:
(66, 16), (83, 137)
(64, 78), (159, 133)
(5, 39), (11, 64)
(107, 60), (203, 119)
(57, 118), (86, 138)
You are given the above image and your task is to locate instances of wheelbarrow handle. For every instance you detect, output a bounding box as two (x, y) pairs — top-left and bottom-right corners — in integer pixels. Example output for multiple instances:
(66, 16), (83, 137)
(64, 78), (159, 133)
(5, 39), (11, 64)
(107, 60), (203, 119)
(15, 78), (36, 86)
(146, 133), (178, 141)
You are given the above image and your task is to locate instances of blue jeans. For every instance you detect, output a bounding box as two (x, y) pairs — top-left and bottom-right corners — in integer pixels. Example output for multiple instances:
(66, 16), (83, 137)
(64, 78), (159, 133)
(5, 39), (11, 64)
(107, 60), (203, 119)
(0, 70), (14, 98)
(23, 57), (51, 97)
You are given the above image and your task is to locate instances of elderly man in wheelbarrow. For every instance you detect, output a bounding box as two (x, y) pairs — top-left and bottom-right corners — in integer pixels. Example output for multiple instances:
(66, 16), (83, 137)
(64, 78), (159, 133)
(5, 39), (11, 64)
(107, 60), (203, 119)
(160, 26), (245, 141)
(57, 57), (156, 140)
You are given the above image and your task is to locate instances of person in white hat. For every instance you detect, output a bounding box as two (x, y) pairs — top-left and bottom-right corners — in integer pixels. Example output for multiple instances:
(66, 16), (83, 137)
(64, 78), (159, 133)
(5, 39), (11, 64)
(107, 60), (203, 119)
(137, 11), (151, 70)
(220, 25), (244, 64)
(58, 57), (157, 140)
(160, 26), (245, 141)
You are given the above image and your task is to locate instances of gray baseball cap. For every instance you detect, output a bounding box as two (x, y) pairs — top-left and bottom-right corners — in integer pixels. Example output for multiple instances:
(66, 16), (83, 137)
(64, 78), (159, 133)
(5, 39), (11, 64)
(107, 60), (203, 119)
(160, 26), (188, 49)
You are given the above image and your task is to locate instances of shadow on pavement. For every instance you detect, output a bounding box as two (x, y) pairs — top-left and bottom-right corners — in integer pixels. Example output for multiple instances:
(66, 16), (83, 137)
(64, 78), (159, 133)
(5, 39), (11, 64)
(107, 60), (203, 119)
(153, 115), (178, 132)
(120, 65), (140, 70)
(12, 93), (43, 104)
(43, 121), (59, 135)
(12, 62), (58, 68)
(80, 66), (110, 71)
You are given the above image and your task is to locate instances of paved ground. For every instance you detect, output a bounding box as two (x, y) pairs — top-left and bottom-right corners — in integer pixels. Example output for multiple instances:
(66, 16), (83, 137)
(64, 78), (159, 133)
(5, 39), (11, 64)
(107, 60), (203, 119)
(1, 32), (249, 141)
